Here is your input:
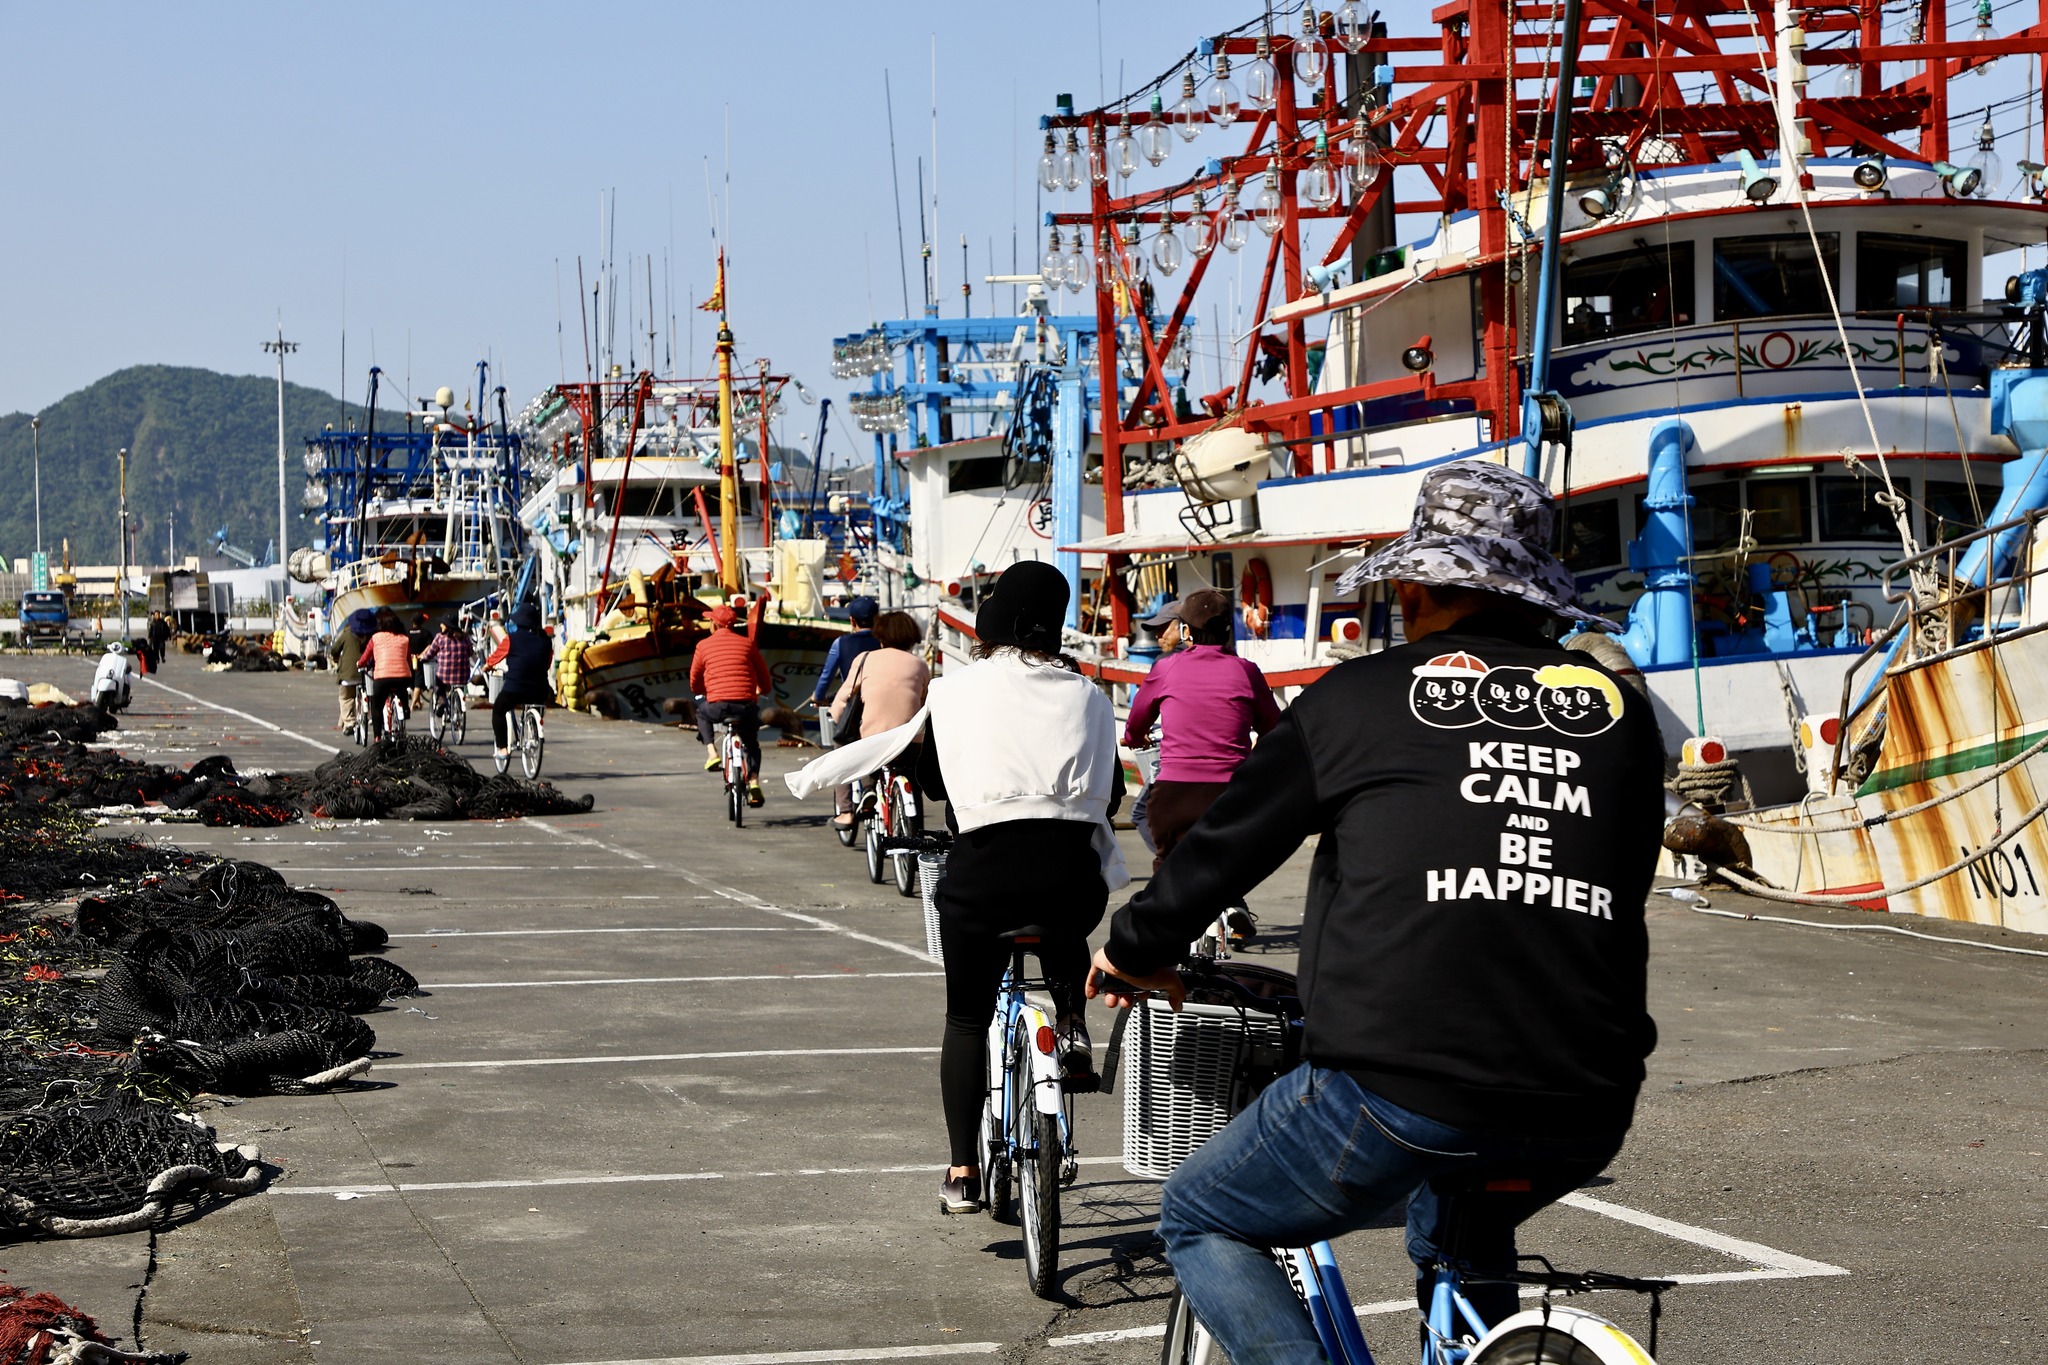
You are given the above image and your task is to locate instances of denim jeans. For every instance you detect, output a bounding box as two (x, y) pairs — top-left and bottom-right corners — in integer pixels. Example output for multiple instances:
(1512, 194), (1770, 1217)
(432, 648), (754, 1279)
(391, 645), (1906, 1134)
(1157, 1064), (1625, 1365)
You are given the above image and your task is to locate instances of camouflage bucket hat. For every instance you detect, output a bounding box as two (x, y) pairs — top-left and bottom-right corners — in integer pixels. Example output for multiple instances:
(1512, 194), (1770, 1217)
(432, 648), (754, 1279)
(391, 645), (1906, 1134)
(1332, 460), (1611, 627)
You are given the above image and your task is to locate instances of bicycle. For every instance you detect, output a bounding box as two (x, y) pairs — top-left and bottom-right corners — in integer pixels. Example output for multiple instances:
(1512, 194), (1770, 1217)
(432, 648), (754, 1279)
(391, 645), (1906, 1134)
(975, 925), (1083, 1300)
(379, 689), (409, 741)
(348, 687), (371, 748)
(427, 684), (468, 746)
(495, 703), (545, 779)
(857, 763), (923, 896)
(1121, 962), (1670, 1365)
(714, 718), (749, 827)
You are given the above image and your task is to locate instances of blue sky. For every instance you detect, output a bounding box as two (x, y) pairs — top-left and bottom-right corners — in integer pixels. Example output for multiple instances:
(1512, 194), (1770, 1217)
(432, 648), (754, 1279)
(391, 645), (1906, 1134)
(3, 2), (2038, 445)
(0, 1), (1253, 433)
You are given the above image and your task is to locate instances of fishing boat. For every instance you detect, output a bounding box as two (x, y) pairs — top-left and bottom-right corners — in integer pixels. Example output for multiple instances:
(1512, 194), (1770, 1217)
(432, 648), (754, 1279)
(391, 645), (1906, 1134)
(909, 0), (2048, 929)
(291, 362), (528, 626)
(521, 265), (868, 722)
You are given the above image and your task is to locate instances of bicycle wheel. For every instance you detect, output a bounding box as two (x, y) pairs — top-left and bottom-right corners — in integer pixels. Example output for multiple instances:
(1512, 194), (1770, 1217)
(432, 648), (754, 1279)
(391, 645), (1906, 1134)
(1013, 1020), (1061, 1298)
(1160, 1288), (1222, 1365)
(1465, 1326), (1616, 1365)
(891, 790), (918, 897)
(834, 814), (858, 848)
(449, 696), (467, 746)
(864, 814), (886, 883)
(980, 1082), (1012, 1222)
(428, 694), (446, 740)
(494, 711), (515, 774)
(519, 710), (544, 779)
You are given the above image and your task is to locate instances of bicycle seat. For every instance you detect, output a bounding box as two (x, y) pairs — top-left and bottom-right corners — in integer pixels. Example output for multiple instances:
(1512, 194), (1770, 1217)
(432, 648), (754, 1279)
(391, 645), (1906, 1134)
(998, 925), (1050, 944)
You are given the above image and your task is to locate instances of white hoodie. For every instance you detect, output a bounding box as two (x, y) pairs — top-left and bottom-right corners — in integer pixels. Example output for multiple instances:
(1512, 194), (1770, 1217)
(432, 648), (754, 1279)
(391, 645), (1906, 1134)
(785, 651), (1129, 890)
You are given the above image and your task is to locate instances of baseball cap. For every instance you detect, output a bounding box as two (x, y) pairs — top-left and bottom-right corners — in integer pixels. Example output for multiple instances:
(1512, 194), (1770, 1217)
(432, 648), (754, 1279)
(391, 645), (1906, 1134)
(1142, 588), (1232, 632)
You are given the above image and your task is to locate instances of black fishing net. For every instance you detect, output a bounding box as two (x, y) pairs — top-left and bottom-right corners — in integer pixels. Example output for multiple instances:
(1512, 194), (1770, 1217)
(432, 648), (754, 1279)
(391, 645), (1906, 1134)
(282, 734), (596, 821)
(76, 860), (388, 952)
(0, 1096), (264, 1236)
(0, 808), (213, 906)
(0, 704), (115, 747)
(92, 956), (375, 1060)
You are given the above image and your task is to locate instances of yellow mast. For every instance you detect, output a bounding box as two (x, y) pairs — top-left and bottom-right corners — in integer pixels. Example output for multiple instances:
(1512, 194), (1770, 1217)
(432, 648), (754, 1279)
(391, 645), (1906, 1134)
(715, 320), (739, 595)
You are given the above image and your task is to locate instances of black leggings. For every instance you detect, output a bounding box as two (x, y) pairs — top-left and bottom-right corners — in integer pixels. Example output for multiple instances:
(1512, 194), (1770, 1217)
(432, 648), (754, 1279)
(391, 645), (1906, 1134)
(696, 699), (762, 774)
(367, 678), (409, 737)
(493, 690), (549, 748)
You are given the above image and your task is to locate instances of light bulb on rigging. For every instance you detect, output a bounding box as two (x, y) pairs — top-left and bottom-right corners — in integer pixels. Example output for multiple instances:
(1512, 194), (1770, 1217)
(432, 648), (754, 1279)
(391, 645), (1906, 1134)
(1973, 0), (1995, 40)
(1154, 205), (1184, 277)
(1302, 132), (1339, 210)
(1205, 54), (1241, 127)
(1245, 35), (1278, 112)
(1336, 1), (1369, 54)
(1294, 9), (1328, 89)
(1042, 228), (1065, 284)
(1172, 71), (1203, 142)
(1088, 127), (1110, 185)
(1253, 167), (1284, 235)
(1118, 223), (1149, 283)
(1059, 129), (1084, 191)
(1113, 115), (1140, 179)
(1966, 110), (2002, 195)
(1220, 179), (1248, 253)
(1142, 92), (1172, 166)
(1063, 229), (1092, 293)
(1189, 190), (1217, 257)
(1348, 123), (1384, 192)
(1037, 132), (1061, 192)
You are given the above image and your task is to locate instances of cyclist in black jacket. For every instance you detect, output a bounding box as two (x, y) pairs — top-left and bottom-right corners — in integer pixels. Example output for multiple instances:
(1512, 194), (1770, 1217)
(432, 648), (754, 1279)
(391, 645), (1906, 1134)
(1089, 462), (1663, 1365)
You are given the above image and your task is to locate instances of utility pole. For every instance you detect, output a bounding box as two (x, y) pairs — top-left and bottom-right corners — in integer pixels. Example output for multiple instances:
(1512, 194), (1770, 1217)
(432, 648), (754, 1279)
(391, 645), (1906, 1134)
(117, 447), (131, 641)
(30, 415), (43, 558)
(168, 508), (176, 565)
(263, 326), (299, 598)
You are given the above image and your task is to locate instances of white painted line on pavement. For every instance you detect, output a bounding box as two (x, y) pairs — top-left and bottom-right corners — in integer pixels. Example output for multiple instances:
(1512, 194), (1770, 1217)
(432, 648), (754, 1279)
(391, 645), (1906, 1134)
(138, 677), (341, 754)
(379, 1045), (941, 1071)
(424, 971), (943, 989)
(529, 818), (936, 964)
(547, 1345), (1001, 1365)
(274, 1156), (1131, 1197)
(1557, 1192), (1850, 1277)
(389, 927), (834, 939)
(1046, 1194), (1850, 1348)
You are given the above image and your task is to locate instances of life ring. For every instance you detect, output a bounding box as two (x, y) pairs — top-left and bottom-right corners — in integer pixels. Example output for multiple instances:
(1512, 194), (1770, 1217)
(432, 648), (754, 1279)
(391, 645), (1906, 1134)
(1240, 557), (1274, 639)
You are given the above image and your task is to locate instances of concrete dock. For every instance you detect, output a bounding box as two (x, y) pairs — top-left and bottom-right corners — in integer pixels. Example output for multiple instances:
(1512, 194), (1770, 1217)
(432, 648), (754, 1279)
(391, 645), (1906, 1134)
(5, 658), (2046, 1363)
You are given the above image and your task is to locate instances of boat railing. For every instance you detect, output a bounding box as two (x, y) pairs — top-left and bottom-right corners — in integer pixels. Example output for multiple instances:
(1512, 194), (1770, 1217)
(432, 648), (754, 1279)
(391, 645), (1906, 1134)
(1875, 509), (2048, 665)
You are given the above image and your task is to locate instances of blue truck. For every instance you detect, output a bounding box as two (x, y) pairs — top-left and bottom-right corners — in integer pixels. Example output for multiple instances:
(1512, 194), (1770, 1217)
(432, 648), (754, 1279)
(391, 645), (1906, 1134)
(18, 589), (71, 647)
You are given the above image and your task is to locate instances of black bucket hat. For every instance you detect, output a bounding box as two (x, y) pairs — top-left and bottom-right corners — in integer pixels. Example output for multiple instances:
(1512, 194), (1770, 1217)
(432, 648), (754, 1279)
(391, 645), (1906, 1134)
(975, 561), (1070, 653)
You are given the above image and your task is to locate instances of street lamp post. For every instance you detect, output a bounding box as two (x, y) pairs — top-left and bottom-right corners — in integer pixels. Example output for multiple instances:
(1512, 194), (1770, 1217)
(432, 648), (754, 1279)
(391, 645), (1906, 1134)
(263, 327), (299, 604)
(117, 447), (131, 642)
(30, 414), (42, 559)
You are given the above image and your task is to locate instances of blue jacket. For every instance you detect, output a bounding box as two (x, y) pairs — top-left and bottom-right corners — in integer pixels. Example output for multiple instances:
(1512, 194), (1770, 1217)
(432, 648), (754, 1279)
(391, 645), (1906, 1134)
(812, 629), (880, 702)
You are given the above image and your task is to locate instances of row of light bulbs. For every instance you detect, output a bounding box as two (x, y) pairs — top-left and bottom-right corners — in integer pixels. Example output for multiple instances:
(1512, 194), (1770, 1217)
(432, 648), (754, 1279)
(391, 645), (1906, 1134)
(1037, 131), (1382, 294)
(849, 392), (910, 433)
(831, 330), (893, 380)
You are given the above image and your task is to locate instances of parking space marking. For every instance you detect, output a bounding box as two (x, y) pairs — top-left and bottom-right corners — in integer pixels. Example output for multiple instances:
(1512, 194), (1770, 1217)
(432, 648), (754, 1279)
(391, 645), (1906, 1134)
(1046, 1194), (1850, 1348)
(390, 927), (834, 939)
(379, 1045), (941, 1071)
(139, 677), (341, 754)
(547, 1345), (1002, 1365)
(423, 971), (943, 989)
(273, 1156), (1131, 1197)
(529, 818), (936, 964)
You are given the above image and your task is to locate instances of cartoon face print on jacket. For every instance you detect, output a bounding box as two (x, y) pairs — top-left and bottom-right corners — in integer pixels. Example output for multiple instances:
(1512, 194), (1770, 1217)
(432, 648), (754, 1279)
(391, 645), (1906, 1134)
(1474, 665), (1547, 730)
(1533, 663), (1624, 737)
(1408, 652), (1489, 729)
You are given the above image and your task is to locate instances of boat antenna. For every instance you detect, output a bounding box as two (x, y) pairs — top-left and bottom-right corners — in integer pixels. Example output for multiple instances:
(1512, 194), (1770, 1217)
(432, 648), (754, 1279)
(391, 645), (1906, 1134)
(916, 157), (933, 316)
(1519, 0), (1586, 481)
(884, 69), (913, 317)
(555, 258), (567, 383)
(576, 256), (593, 384)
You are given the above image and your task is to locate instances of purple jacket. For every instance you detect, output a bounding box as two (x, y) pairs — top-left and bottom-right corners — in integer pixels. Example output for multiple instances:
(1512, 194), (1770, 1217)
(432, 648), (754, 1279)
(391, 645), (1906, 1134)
(1123, 645), (1281, 784)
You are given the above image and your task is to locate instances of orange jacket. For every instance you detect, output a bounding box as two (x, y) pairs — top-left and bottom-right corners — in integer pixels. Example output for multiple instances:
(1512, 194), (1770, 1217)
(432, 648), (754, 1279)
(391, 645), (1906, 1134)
(690, 627), (771, 704)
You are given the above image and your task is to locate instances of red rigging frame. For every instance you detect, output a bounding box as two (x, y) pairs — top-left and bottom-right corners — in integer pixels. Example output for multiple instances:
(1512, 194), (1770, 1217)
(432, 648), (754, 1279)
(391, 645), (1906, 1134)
(1042, 0), (2048, 634)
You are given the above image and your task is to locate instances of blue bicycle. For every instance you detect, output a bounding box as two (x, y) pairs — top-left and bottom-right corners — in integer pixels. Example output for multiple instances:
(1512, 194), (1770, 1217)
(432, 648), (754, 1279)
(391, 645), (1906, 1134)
(1132, 964), (1671, 1364)
(976, 925), (1084, 1299)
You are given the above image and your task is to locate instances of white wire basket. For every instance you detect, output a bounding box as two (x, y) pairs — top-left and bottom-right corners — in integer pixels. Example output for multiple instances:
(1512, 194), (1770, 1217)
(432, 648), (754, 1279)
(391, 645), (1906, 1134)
(916, 851), (947, 961)
(1120, 996), (1285, 1180)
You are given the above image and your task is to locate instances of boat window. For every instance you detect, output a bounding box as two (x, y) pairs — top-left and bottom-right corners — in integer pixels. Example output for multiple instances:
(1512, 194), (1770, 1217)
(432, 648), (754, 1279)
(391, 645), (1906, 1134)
(614, 487), (674, 518)
(948, 456), (1009, 492)
(1817, 476), (1897, 542)
(1635, 476), (1808, 552)
(1925, 474), (1991, 543)
(1554, 497), (1623, 570)
(1855, 234), (1964, 313)
(1712, 233), (1840, 321)
(1561, 242), (1695, 345)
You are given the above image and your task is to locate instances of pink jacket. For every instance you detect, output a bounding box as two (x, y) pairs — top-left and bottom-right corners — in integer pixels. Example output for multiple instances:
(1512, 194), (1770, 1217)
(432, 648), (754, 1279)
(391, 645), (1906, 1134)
(831, 646), (930, 739)
(1123, 645), (1281, 783)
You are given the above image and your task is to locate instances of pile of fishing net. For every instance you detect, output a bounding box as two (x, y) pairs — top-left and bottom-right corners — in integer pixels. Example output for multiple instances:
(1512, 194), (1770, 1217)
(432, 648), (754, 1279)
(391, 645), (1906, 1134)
(0, 1279), (188, 1362)
(0, 742), (289, 827)
(266, 733), (595, 821)
(0, 704), (116, 747)
(0, 811), (415, 1237)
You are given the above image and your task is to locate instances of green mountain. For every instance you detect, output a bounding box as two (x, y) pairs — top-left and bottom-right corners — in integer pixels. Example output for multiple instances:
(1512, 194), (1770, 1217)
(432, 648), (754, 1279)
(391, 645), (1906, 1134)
(0, 365), (406, 567)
